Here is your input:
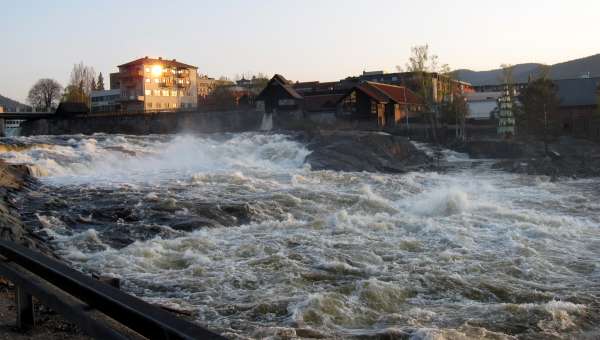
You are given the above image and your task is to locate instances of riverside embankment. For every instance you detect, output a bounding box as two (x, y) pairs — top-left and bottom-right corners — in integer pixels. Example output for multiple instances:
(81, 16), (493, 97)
(0, 160), (90, 339)
(20, 110), (264, 136)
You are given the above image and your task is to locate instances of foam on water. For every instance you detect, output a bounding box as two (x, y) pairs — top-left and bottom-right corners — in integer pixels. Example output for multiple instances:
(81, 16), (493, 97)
(3, 133), (600, 338)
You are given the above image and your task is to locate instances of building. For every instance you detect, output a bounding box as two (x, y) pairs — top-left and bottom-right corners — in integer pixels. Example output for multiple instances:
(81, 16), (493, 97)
(90, 89), (121, 113)
(357, 71), (475, 102)
(336, 81), (423, 127)
(113, 57), (198, 112)
(55, 102), (89, 116)
(465, 92), (501, 121)
(255, 75), (304, 113)
(555, 77), (600, 137)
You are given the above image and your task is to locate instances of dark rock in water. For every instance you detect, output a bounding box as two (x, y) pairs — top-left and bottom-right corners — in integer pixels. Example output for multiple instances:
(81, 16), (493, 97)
(455, 136), (600, 179)
(192, 202), (254, 227)
(170, 216), (222, 231)
(452, 139), (530, 159)
(303, 131), (431, 173)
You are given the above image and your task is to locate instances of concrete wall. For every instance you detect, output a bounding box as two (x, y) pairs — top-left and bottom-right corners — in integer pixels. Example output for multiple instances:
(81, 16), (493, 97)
(20, 110), (263, 136)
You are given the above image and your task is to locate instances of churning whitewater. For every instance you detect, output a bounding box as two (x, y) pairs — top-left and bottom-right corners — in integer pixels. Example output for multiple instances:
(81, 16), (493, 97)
(1, 133), (599, 339)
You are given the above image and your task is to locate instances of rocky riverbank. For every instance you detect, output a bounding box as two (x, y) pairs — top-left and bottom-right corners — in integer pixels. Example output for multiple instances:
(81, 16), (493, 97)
(298, 130), (434, 173)
(0, 160), (89, 339)
(0, 160), (52, 255)
(452, 137), (600, 179)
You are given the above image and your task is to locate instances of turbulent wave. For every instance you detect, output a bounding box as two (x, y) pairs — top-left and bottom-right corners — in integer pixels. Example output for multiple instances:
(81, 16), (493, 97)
(2, 133), (599, 338)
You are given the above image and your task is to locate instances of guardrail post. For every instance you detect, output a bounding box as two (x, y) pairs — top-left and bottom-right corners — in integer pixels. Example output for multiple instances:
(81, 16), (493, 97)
(16, 286), (35, 329)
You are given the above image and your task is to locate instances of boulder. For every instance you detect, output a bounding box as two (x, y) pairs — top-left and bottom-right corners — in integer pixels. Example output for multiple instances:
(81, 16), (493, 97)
(304, 131), (431, 173)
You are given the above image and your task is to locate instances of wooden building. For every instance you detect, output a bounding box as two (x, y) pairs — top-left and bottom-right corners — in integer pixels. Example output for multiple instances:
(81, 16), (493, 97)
(255, 75), (304, 113)
(555, 77), (600, 138)
(336, 82), (423, 127)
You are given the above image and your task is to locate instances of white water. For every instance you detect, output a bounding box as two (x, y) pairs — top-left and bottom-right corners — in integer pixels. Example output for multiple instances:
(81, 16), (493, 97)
(2, 133), (599, 339)
(260, 113), (273, 131)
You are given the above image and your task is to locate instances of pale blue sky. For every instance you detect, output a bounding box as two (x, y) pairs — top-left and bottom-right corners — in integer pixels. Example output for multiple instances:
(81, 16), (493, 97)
(1, 0), (598, 102)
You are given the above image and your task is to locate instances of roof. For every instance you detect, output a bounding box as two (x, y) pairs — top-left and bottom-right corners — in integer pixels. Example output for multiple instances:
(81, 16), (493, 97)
(364, 82), (422, 104)
(55, 102), (89, 115)
(257, 74), (303, 100)
(303, 93), (345, 112)
(336, 81), (422, 106)
(466, 91), (502, 102)
(554, 77), (600, 107)
(118, 57), (197, 69)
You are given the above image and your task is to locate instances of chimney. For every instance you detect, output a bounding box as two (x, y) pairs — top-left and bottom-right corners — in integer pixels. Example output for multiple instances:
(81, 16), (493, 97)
(173, 59), (176, 61)
(158, 57), (162, 60)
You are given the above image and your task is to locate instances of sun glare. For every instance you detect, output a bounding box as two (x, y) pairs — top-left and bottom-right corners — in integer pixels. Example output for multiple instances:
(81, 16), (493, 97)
(151, 65), (163, 77)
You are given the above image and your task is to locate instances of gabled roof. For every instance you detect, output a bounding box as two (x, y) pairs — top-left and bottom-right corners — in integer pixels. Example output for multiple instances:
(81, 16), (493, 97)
(257, 74), (303, 100)
(303, 93), (345, 112)
(118, 57), (198, 69)
(55, 102), (89, 115)
(338, 81), (422, 105)
(554, 77), (600, 107)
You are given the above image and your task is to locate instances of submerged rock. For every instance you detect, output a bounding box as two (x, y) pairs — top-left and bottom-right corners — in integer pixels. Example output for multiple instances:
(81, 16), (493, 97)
(303, 131), (432, 173)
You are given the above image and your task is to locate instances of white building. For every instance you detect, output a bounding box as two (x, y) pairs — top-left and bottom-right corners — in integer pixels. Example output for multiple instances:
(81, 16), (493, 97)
(466, 92), (501, 120)
(91, 89), (121, 113)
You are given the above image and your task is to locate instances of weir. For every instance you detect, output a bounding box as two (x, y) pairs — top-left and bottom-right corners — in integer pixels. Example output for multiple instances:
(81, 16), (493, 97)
(20, 110), (264, 136)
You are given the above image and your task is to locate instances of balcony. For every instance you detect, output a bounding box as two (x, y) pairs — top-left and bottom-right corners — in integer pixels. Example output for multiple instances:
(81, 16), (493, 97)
(120, 95), (144, 102)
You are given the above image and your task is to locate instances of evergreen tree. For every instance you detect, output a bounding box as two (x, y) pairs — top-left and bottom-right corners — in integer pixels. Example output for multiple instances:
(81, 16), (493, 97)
(90, 77), (97, 91)
(97, 72), (105, 91)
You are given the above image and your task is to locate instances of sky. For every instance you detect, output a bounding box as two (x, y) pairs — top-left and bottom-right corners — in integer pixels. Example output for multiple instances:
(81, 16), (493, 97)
(1, 0), (599, 103)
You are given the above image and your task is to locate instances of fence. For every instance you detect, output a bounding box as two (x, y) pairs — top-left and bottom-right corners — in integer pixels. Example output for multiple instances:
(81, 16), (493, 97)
(0, 240), (225, 339)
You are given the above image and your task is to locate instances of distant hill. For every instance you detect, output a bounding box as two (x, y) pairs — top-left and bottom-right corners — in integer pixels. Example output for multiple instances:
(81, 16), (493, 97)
(455, 54), (600, 86)
(0, 94), (31, 112)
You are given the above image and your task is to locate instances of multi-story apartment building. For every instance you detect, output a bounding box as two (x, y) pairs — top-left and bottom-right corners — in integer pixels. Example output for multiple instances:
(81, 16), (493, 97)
(113, 57), (198, 112)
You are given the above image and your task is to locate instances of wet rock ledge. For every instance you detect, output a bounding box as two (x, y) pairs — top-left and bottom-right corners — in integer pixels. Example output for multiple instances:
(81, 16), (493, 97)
(0, 160), (52, 255)
(300, 130), (433, 173)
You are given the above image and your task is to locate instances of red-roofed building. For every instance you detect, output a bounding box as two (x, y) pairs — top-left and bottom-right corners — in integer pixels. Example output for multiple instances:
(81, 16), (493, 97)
(112, 56), (199, 112)
(337, 82), (424, 127)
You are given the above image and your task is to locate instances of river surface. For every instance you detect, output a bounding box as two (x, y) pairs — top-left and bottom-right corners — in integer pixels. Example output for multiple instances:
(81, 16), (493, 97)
(1, 133), (599, 339)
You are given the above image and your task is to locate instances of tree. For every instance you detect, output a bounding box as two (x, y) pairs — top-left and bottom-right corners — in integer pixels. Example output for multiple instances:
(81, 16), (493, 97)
(27, 78), (63, 111)
(518, 76), (560, 153)
(63, 62), (96, 105)
(250, 73), (269, 93)
(96, 72), (105, 91)
(441, 94), (469, 141)
(208, 84), (237, 111)
(400, 44), (451, 143)
(90, 77), (97, 92)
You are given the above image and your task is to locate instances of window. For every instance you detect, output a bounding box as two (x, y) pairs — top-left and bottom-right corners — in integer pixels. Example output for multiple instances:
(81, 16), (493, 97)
(171, 90), (177, 96)
(153, 90), (161, 96)
(157, 103), (162, 108)
(278, 99), (295, 106)
(179, 90), (184, 97)
(145, 67), (150, 73)
(154, 78), (159, 83)
(162, 90), (169, 96)
(145, 78), (150, 83)
(147, 102), (153, 108)
(145, 90), (151, 96)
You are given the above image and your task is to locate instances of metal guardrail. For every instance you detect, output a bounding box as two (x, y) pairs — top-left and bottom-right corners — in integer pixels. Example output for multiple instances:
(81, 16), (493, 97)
(0, 240), (225, 339)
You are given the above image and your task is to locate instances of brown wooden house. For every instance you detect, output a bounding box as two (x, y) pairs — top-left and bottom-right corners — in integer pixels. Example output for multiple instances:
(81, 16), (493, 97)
(336, 82), (423, 127)
(255, 75), (304, 113)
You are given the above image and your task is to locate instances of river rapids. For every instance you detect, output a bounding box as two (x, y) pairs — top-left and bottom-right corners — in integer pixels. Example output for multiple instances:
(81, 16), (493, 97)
(1, 133), (599, 339)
